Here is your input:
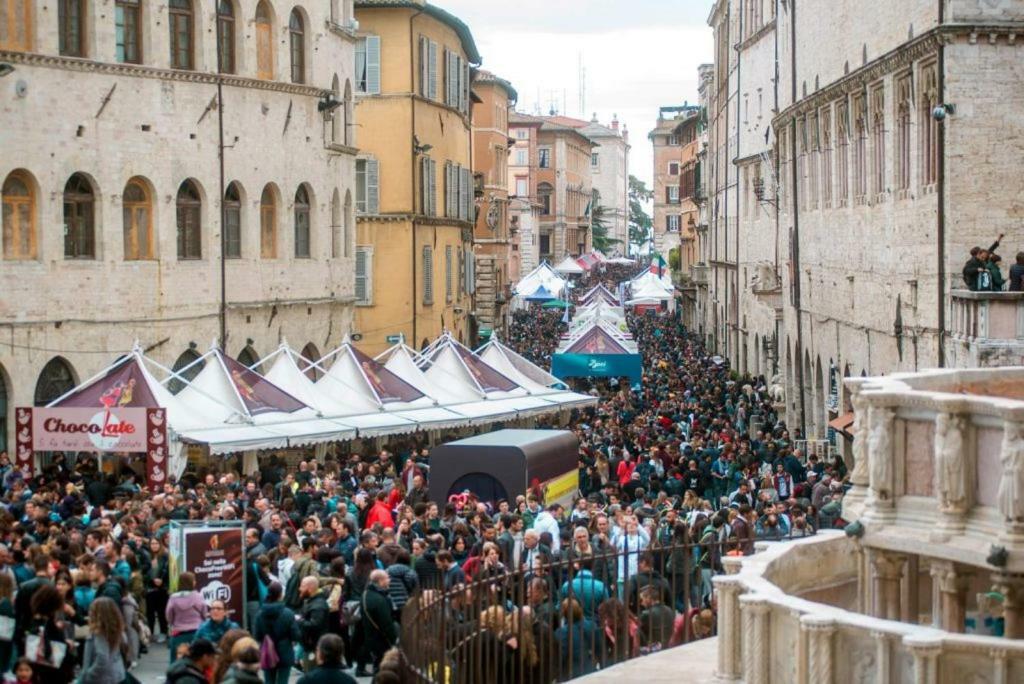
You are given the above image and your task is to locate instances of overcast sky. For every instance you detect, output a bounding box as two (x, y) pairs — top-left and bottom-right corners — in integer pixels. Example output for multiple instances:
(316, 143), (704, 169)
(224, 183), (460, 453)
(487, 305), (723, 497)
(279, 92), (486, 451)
(435, 0), (716, 191)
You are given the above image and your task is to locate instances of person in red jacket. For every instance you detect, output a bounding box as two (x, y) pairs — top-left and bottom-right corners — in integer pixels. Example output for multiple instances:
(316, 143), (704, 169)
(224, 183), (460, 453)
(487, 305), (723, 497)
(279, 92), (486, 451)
(617, 455), (636, 487)
(365, 491), (395, 530)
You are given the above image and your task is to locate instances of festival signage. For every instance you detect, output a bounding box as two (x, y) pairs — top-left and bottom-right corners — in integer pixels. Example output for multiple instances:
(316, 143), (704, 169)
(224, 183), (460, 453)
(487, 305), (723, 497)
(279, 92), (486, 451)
(15, 406), (167, 488)
(181, 525), (245, 625)
(551, 353), (643, 384)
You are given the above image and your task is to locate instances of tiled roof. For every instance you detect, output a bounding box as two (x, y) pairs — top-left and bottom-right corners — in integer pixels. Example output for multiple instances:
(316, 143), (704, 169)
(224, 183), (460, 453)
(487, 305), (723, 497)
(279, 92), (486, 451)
(474, 69), (518, 101)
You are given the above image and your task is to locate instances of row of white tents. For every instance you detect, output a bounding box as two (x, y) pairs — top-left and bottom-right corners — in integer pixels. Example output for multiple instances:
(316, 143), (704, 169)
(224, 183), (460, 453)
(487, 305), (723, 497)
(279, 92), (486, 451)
(49, 334), (599, 465)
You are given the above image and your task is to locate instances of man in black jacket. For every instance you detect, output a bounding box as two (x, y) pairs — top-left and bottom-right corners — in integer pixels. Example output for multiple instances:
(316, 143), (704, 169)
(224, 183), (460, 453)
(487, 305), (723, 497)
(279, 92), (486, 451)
(297, 577), (329, 671)
(624, 551), (672, 615)
(166, 638), (218, 684)
(93, 560), (123, 603)
(357, 570), (397, 677)
(296, 634), (357, 684)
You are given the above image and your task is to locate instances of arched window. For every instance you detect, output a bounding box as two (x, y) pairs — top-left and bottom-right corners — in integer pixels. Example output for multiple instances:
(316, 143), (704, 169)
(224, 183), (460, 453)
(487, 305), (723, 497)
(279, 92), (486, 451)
(169, 349), (204, 394)
(216, 1), (235, 74)
(115, 0), (141, 63)
(238, 346), (261, 373)
(2, 170), (37, 260)
(343, 189), (352, 258)
(224, 182), (242, 258)
(255, 1), (274, 80)
(63, 173), (95, 259)
(343, 80), (353, 145)
(289, 9), (305, 84)
(176, 180), (202, 259)
(123, 177), (153, 260)
(299, 343), (321, 380)
(537, 182), (553, 216)
(168, 0), (193, 70)
(34, 357), (77, 406)
(260, 185), (277, 258)
(294, 185), (311, 258)
(330, 189), (341, 258)
(0, 0), (32, 51)
(59, 0), (86, 56)
(331, 74), (342, 143)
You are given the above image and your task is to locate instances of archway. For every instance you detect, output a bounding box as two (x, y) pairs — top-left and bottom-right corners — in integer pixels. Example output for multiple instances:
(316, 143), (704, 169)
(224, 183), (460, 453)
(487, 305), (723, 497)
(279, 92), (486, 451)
(170, 349), (204, 394)
(238, 346), (261, 373)
(34, 357), (77, 406)
(300, 343), (322, 380)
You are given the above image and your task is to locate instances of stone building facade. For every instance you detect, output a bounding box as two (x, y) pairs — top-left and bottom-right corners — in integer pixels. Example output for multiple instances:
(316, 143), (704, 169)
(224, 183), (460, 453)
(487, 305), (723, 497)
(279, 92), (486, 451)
(471, 70), (516, 341)
(508, 112), (544, 271)
(579, 114), (630, 252)
(0, 0), (358, 454)
(649, 105), (699, 259)
(695, 0), (1024, 441)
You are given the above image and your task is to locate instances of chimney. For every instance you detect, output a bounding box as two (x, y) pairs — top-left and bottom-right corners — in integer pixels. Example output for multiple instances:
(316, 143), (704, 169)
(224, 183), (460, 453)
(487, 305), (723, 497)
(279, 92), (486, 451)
(591, 112), (599, 123)
(611, 113), (619, 132)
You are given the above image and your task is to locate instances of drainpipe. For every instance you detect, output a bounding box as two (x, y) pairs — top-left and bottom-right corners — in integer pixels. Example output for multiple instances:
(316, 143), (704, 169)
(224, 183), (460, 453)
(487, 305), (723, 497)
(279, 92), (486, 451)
(736, 0), (743, 369)
(410, 7), (424, 348)
(215, 1), (227, 347)
(936, 0), (947, 367)
(790, 0), (808, 436)
(722, 1), (731, 358)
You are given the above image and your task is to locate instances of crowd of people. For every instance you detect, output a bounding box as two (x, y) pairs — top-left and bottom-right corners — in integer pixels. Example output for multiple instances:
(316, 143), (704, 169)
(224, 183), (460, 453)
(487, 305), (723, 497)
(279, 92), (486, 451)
(962, 233), (1024, 291)
(0, 264), (850, 684)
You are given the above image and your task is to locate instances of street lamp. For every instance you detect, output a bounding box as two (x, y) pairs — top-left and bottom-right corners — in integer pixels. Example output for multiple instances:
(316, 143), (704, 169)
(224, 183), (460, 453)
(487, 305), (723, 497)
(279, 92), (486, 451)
(0, 63), (14, 78)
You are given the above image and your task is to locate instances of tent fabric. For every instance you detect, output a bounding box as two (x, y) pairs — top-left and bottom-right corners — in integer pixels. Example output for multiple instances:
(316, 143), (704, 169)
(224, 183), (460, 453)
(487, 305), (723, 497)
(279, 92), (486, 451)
(553, 256), (585, 275)
(541, 299), (571, 310)
(52, 356), (160, 409)
(523, 284), (557, 301)
(562, 325), (634, 355)
(514, 262), (567, 298)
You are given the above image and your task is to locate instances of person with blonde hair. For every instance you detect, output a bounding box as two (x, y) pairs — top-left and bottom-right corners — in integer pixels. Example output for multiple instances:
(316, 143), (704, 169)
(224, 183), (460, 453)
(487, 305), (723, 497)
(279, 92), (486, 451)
(218, 637), (262, 684)
(78, 597), (126, 684)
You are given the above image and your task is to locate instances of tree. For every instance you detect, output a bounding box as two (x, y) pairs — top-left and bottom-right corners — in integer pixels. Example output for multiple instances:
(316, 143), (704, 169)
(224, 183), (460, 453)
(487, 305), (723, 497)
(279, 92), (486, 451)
(628, 175), (653, 255)
(590, 203), (621, 254)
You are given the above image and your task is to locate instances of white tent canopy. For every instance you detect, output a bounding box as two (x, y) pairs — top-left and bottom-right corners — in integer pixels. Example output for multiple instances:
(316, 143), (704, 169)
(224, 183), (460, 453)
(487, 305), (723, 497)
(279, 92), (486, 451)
(513, 262), (568, 298)
(553, 256), (585, 275)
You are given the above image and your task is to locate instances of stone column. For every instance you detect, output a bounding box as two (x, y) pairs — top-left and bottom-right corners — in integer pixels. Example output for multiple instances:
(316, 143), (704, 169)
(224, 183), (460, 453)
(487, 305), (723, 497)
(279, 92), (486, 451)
(792, 610), (808, 684)
(871, 630), (894, 682)
(843, 387), (870, 519)
(997, 420), (1024, 552)
(993, 572), (1024, 639)
(990, 648), (1008, 684)
(870, 550), (906, 620)
(933, 412), (971, 541)
(740, 596), (772, 684)
(901, 554), (920, 624)
(905, 637), (941, 684)
(800, 615), (836, 684)
(714, 575), (745, 680)
(930, 561), (972, 633)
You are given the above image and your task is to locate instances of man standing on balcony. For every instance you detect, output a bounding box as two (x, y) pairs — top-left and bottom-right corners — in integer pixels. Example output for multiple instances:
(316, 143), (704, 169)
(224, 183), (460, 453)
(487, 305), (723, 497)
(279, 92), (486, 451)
(1010, 252), (1024, 291)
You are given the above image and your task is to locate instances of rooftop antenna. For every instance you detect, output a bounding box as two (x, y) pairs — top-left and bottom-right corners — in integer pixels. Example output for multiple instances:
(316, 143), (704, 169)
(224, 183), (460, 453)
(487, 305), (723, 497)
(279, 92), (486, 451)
(578, 51), (586, 117)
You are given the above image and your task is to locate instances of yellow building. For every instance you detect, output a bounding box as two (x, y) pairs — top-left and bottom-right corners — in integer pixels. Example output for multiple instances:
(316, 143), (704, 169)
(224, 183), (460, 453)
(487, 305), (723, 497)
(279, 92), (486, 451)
(353, 1), (480, 354)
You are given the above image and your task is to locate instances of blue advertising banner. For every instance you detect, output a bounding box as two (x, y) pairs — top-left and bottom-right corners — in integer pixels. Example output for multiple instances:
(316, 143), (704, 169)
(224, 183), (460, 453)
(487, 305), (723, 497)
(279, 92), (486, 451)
(551, 353), (643, 384)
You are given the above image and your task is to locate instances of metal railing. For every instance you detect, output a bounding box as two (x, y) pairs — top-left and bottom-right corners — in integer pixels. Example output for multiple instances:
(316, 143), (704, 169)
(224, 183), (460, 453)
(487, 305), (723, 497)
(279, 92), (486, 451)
(397, 534), (804, 683)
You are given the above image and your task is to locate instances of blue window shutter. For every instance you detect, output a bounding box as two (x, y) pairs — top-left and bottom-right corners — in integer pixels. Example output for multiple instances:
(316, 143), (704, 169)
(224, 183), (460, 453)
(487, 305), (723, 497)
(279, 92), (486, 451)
(366, 36), (381, 95)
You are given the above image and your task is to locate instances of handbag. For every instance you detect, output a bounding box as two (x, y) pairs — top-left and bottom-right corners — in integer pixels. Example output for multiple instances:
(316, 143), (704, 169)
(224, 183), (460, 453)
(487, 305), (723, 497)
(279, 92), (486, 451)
(259, 635), (280, 670)
(341, 599), (362, 626)
(25, 631), (68, 668)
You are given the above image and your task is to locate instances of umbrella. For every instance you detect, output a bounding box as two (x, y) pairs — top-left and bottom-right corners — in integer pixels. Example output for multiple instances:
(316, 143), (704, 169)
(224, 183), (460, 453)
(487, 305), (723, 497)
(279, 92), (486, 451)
(542, 299), (570, 309)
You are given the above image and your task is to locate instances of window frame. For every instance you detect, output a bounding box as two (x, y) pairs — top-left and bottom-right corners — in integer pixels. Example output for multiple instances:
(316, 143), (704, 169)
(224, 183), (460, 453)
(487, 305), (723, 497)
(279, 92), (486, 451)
(223, 183), (242, 259)
(2, 170), (38, 260)
(260, 185), (277, 258)
(176, 180), (202, 260)
(422, 245), (434, 306)
(63, 173), (96, 260)
(216, 0), (236, 74)
(115, 0), (142, 64)
(168, 0), (194, 71)
(58, 0), (86, 57)
(289, 9), (305, 85)
(0, 0), (33, 51)
(255, 0), (274, 80)
(354, 245), (373, 305)
(122, 178), (154, 261)
(294, 186), (311, 258)
(538, 147), (551, 169)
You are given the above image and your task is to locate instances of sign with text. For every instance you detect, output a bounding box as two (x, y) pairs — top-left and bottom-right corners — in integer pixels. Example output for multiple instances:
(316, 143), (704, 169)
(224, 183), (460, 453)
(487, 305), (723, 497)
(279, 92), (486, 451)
(182, 525), (244, 624)
(29, 406), (149, 452)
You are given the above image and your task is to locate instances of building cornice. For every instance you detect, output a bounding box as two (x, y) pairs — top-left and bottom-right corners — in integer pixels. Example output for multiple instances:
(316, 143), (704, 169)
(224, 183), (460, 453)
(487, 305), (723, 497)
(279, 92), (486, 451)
(327, 143), (361, 157)
(736, 19), (777, 53)
(356, 213), (474, 229)
(357, 91), (472, 128)
(773, 24), (1021, 127)
(326, 21), (359, 43)
(0, 51), (330, 98)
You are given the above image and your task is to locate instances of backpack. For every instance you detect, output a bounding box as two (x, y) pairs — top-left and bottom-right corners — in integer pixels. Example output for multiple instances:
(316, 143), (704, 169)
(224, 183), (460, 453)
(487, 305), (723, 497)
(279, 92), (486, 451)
(259, 635), (279, 670)
(252, 562), (269, 604)
(978, 268), (992, 291)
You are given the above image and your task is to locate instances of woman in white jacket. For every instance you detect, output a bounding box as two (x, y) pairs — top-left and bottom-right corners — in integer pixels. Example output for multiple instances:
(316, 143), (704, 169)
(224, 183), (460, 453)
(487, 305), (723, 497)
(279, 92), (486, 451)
(612, 516), (650, 598)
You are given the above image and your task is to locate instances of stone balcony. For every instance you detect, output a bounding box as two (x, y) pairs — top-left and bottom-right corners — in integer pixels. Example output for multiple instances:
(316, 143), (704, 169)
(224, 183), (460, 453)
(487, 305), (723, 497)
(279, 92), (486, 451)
(949, 290), (1024, 367)
(691, 262), (709, 286)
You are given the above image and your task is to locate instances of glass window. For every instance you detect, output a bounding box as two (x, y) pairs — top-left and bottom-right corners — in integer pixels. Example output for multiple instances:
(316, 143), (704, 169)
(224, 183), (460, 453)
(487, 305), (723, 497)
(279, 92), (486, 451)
(255, 1), (274, 79)
(63, 173), (95, 259)
(0, 0), (33, 51)
(59, 0), (85, 57)
(538, 148), (551, 168)
(34, 357), (76, 406)
(538, 183), (553, 215)
(2, 170), (37, 260)
(169, 0), (193, 70)
(115, 0), (141, 63)
(169, 350), (204, 394)
(294, 186), (311, 258)
(123, 178), (153, 260)
(224, 183), (241, 258)
(176, 180), (202, 259)
(217, 1), (235, 74)
(260, 186), (276, 258)
(289, 9), (305, 84)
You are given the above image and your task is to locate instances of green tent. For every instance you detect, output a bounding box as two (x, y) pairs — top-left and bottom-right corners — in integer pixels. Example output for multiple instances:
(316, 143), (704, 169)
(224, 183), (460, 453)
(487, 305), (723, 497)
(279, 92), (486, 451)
(541, 300), (570, 310)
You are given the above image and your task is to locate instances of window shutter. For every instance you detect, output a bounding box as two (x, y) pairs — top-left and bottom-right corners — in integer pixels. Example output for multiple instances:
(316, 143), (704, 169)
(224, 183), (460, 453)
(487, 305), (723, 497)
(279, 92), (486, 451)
(422, 246), (433, 304)
(366, 159), (379, 214)
(429, 159), (437, 216)
(355, 247), (373, 304)
(447, 163), (456, 218)
(444, 49), (452, 105)
(366, 35), (381, 94)
(420, 156), (427, 214)
(419, 36), (428, 96)
(445, 244), (453, 302)
(428, 41), (438, 100)
(461, 58), (469, 114)
(460, 168), (471, 221)
(465, 249), (475, 294)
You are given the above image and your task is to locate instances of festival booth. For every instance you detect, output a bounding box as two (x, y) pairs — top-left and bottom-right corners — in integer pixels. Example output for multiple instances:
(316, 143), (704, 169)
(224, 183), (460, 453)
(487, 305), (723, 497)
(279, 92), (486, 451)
(512, 262), (567, 309)
(551, 323), (643, 386)
(625, 271), (676, 314)
(579, 284), (621, 307)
